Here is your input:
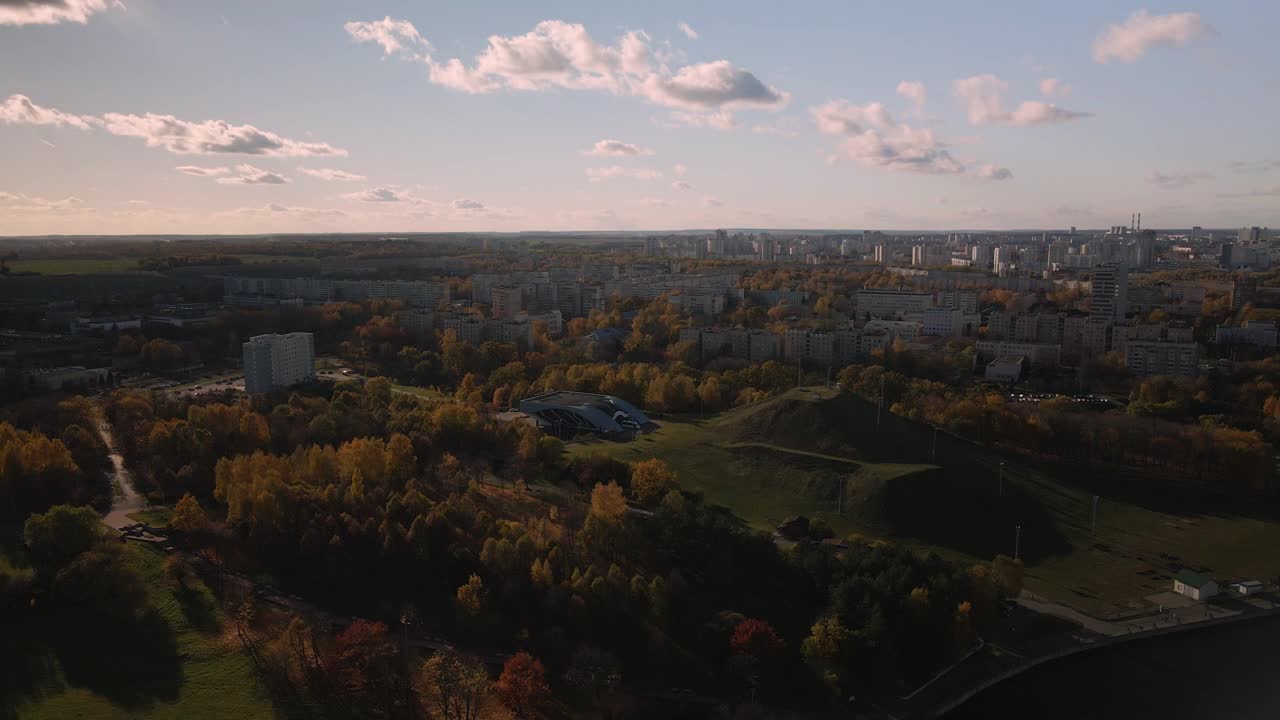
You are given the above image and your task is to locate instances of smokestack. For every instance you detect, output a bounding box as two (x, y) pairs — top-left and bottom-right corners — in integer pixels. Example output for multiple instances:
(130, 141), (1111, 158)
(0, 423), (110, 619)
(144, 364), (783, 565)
(1137, 212), (1141, 230)
(1131, 213), (1135, 231)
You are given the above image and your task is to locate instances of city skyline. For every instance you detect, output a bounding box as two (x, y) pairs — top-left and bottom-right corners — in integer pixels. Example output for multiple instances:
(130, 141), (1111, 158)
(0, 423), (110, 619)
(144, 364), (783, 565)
(3, 0), (1279, 235)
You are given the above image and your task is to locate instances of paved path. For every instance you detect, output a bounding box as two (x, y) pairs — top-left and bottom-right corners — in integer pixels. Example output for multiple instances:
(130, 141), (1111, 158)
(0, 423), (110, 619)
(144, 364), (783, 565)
(95, 414), (148, 530)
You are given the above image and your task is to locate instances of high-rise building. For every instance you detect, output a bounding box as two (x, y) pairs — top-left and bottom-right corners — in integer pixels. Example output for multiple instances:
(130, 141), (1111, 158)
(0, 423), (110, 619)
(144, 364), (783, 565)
(643, 236), (661, 256)
(758, 235), (776, 262)
(712, 229), (727, 255)
(490, 286), (524, 319)
(1135, 230), (1156, 269)
(1239, 227), (1266, 244)
(1091, 263), (1128, 321)
(243, 332), (315, 394)
(874, 244), (887, 263)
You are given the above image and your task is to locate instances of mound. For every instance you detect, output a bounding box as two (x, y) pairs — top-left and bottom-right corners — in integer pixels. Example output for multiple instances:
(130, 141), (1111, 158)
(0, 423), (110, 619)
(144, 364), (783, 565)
(712, 387), (878, 458)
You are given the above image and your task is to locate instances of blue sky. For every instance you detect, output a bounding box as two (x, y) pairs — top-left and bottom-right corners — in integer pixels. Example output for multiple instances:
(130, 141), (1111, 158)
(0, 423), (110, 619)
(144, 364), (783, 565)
(1, 0), (1277, 234)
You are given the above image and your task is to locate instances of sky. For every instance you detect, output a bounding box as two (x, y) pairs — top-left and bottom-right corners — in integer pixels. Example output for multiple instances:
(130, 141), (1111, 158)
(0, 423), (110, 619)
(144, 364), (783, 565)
(1, 0), (1278, 235)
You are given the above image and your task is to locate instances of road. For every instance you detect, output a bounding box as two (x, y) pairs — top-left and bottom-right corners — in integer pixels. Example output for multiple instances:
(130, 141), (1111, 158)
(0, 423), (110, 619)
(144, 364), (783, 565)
(95, 413), (148, 530)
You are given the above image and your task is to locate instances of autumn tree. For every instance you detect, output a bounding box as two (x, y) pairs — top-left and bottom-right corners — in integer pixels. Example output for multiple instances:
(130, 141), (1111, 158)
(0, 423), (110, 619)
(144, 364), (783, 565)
(418, 649), (493, 720)
(496, 651), (551, 719)
(629, 458), (679, 506)
(170, 492), (207, 534)
(456, 574), (484, 618)
(730, 618), (785, 662)
(329, 620), (399, 712)
(589, 482), (627, 521)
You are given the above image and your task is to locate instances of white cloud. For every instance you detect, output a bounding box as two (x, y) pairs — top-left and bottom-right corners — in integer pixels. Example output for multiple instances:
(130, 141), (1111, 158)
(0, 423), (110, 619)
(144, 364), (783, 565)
(1038, 78), (1072, 98)
(297, 167), (367, 182)
(347, 18), (787, 127)
(0, 0), (110, 26)
(101, 111), (346, 156)
(0, 191), (88, 211)
(1092, 10), (1215, 64)
(953, 74), (1089, 126)
(175, 165), (231, 177)
(976, 164), (1014, 181)
(677, 21), (698, 40)
(0, 94), (99, 130)
(237, 203), (347, 218)
(665, 110), (739, 130)
(583, 138), (654, 157)
(451, 198), (486, 210)
(751, 124), (798, 137)
(672, 180), (692, 190)
(1146, 170), (1212, 189)
(1229, 159), (1280, 175)
(702, 195), (724, 207)
(586, 166), (662, 182)
(2, 94), (347, 157)
(896, 80), (927, 112)
(672, 163), (688, 177)
(811, 100), (963, 174)
(1218, 185), (1280, 199)
(214, 164), (290, 185)
(342, 187), (420, 203)
(639, 197), (670, 207)
(343, 16), (429, 58)
(640, 60), (788, 111)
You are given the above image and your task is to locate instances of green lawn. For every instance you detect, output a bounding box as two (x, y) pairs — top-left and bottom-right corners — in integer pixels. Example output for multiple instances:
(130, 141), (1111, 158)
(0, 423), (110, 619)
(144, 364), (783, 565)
(9, 544), (280, 720)
(128, 509), (174, 528)
(571, 387), (1280, 619)
(571, 415), (935, 539)
(391, 383), (444, 400)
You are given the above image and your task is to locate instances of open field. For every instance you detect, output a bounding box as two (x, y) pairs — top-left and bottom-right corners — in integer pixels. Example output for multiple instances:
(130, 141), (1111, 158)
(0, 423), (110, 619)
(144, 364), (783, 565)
(571, 387), (1280, 618)
(9, 254), (315, 276)
(6, 544), (279, 720)
(8, 258), (158, 275)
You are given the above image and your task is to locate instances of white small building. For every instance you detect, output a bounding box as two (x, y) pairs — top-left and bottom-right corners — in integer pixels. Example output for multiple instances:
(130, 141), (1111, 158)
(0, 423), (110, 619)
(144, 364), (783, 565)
(985, 355), (1025, 384)
(1231, 580), (1264, 596)
(1173, 570), (1218, 601)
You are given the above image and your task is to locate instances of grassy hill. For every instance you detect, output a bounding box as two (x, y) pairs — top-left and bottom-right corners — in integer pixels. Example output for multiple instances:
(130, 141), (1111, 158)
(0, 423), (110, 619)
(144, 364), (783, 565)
(571, 387), (1280, 618)
(4, 544), (279, 720)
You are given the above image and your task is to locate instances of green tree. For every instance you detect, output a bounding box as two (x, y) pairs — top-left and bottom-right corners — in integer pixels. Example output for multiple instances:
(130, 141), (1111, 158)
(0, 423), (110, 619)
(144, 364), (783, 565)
(23, 504), (102, 571)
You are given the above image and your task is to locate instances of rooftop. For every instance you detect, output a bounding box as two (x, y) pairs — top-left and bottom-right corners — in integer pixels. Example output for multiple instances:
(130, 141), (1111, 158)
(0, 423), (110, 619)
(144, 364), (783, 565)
(1175, 570), (1215, 589)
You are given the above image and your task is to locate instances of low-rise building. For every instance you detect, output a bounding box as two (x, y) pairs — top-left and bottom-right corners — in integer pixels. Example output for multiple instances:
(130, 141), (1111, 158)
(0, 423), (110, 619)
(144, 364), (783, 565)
(984, 356), (1025, 384)
(974, 340), (1060, 366)
(1172, 570), (1218, 601)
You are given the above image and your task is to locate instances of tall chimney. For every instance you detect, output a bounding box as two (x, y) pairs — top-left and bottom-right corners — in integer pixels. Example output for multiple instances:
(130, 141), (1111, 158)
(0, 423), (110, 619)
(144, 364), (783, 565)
(1137, 212), (1141, 230)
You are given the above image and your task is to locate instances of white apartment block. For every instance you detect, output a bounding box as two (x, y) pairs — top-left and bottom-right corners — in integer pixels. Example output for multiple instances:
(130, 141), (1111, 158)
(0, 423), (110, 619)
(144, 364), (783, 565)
(855, 288), (934, 319)
(243, 333), (315, 394)
(1125, 341), (1199, 376)
(974, 340), (1061, 366)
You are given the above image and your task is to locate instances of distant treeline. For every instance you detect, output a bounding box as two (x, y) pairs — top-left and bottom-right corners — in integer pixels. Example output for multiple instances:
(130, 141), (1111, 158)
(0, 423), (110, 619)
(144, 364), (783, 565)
(136, 255), (244, 270)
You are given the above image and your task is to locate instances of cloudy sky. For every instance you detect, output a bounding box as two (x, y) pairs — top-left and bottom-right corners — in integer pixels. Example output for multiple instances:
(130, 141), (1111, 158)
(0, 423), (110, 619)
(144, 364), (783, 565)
(1, 0), (1277, 234)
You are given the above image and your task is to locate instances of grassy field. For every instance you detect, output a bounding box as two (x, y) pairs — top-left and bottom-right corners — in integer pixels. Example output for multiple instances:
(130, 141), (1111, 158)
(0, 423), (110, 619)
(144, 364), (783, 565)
(7, 544), (279, 720)
(391, 383), (445, 400)
(570, 387), (1280, 619)
(8, 258), (158, 275)
(128, 508), (174, 528)
(9, 254), (315, 276)
(572, 403), (936, 539)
